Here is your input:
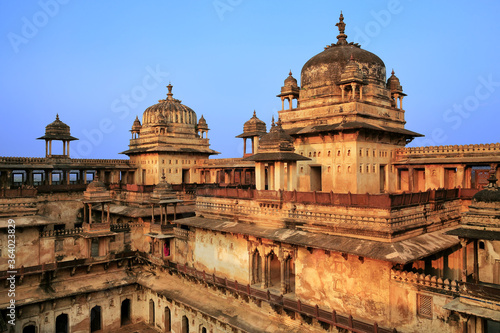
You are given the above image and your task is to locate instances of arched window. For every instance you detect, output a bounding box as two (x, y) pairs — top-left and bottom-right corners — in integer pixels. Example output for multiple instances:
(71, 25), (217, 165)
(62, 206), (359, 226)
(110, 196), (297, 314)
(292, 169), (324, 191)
(149, 299), (155, 325)
(90, 306), (102, 332)
(121, 299), (131, 326)
(164, 307), (171, 332)
(23, 324), (37, 333)
(56, 313), (68, 333)
(181, 315), (189, 333)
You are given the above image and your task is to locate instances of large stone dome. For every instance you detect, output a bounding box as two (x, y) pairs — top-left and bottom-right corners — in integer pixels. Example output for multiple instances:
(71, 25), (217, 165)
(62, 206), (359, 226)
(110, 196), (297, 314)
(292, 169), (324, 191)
(301, 14), (386, 89)
(142, 84), (197, 127)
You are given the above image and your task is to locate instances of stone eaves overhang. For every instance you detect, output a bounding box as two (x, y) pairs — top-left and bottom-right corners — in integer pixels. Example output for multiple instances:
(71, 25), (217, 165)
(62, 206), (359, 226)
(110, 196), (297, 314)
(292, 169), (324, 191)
(392, 156), (500, 165)
(120, 146), (220, 156)
(445, 227), (500, 241)
(93, 204), (195, 218)
(0, 215), (57, 228)
(235, 131), (267, 139)
(243, 152), (310, 162)
(285, 121), (423, 138)
(176, 216), (459, 264)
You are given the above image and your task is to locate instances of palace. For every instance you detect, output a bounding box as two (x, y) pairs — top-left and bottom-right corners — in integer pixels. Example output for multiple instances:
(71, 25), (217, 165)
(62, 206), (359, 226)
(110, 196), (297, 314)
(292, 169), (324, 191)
(1, 13), (500, 333)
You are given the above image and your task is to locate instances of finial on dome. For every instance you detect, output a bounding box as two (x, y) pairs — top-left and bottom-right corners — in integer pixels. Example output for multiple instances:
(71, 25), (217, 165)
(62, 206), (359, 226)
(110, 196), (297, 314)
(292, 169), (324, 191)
(391, 69), (395, 75)
(56, 114), (60, 121)
(289, 70), (293, 76)
(253, 110), (257, 117)
(166, 83), (173, 99)
(271, 115), (275, 127)
(335, 11), (348, 45)
(487, 172), (498, 189)
(276, 117), (282, 128)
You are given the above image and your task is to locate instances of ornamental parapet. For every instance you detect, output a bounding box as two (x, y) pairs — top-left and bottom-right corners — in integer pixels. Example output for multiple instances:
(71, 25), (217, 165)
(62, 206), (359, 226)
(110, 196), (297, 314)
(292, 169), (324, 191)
(395, 143), (500, 159)
(391, 268), (460, 293)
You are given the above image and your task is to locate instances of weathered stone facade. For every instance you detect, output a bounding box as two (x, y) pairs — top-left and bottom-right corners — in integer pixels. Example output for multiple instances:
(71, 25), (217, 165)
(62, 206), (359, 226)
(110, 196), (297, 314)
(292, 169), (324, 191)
(1, 12), (500, 333)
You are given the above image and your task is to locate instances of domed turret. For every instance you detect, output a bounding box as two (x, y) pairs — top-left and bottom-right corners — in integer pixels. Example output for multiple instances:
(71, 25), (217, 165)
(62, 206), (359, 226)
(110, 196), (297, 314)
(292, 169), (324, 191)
(197, 115), (209, 138)
(243, 111), (267, 135)
(278, 71), (300, 111)
(131, 116), (142, 139)
(301, 13), (386, 90)
(258, 117), (295, 153)
(473, 173), (500, 203)
(387, 70), (404, 94)
(37, 114), (78, 158)
(386, 70), (406, 109)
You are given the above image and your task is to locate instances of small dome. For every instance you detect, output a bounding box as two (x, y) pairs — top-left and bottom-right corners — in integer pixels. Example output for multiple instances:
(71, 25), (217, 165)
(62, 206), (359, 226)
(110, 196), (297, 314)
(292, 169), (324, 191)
(284, 71), (298, 87)
(197, 115), (208, 130)
(86, 178), (107, 192)
(387, 70), (404, 93)
(131, 116), (142, 132)
(473, 174), (500, 203)
(243, 111), (267, 134)
(339, 55), (365, 83)
(258, 117), (294, 152)
(46, 114), (70, 135)
(151, 174), (176, 200)
(142, 84), (197, 127)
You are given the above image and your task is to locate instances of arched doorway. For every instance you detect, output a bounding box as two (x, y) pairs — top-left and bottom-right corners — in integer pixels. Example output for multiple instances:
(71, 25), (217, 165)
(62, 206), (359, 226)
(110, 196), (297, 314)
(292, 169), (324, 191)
(23, 324), (37, 333)
(56, 313), (68, 333)
(252, 249), (262, 284)
(90, 306), (102, 332)
(268, 251), (280, 288)
(181, 315), (189, 333)
(164, 307), (171, 332)
(121, 299), (131, 326)
(149, 299), (155, 325)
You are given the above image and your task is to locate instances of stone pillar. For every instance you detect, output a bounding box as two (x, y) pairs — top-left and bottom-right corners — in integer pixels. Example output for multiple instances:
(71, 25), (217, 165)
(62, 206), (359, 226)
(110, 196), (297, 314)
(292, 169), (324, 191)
(45, 140), (49, 157)
(243, 138), (247, 157)
(253, 136), (259, 154)
(63, 140), (66, 156)
(67, 141), (70, 158)
(473, 239), (479, 283)
(152, 204), (155, 224)
(26, 170), (33, 186)
(48, 170), (52, 185)
(281, 97), (284, 111)
(461, 239), (467, 282)
(83, 203), (87, 223)
(275, 161), (285, 190)
(360, 85), (363, 100)
(341, 85), (345, 101)
(49, 140), (52, 156)
(268, 164), (275, 191)
(107, 203), (110, 223)
(280, 259), (286, 294)
(408, 167), (414, 192)
(255, 163), (266, 191)
(400, 96), (404, 110)
(351, 83), (356, 100)
(89, 204), (92, 224)
(261, 253), (267, 289)
(457, 165), (466, 188)
(289, 96), (293, 110)
(288, 163), (297, 191)
(101, 203), (105, 223)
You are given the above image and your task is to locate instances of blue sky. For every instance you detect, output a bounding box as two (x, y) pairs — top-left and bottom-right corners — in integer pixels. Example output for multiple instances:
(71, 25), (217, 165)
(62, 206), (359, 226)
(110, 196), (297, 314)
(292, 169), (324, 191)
(1, 1), (499, 159)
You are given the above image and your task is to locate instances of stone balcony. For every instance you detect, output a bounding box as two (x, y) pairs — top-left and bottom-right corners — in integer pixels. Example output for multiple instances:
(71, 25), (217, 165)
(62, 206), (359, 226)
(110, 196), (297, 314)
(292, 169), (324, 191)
(195, 187), (476, 241)
(150, 223), (174, 235)
(83, 222), (111, 233)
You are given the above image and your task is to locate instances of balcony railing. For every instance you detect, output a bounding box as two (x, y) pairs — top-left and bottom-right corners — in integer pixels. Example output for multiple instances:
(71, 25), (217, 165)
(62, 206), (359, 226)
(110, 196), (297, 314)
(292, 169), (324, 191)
(197, 187), (477, 209)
